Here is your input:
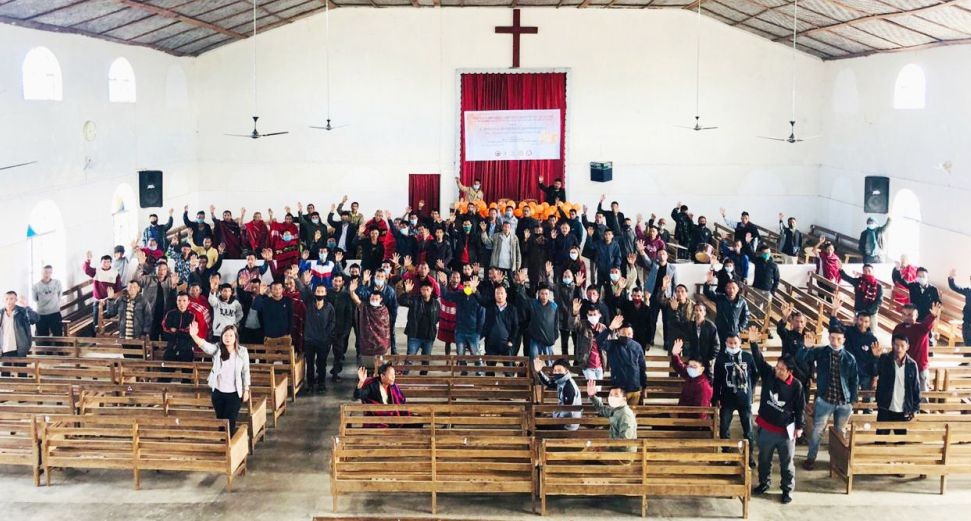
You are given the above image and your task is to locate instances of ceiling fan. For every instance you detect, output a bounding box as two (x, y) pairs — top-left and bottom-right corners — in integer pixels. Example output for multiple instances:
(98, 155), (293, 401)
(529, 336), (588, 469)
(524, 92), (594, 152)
(225, 0), (288, 139)
(759, 0), (818, 144)
(310, 2), (348, 132)
(0, 161), (37, 171)
(676, 2), (717, 132)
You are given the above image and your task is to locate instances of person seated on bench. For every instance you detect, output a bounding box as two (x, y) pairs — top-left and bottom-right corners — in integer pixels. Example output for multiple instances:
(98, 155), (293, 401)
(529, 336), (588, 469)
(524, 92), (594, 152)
(875, 335), (921, 436)
(585, 378), (637, 454)
(532, 358), (582, 431)
(748, 327), (805, 506)
(354, 362), (409, 425)
(188, 321), (251, 435)
(670, 339), (713, 419)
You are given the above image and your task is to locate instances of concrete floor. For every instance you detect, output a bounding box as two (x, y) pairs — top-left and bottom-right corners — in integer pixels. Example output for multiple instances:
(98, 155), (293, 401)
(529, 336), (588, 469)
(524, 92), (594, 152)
(3, 334), (971, 521)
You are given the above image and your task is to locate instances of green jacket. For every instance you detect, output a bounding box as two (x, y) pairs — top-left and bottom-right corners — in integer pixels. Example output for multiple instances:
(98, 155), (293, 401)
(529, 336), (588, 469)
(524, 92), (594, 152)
(591, 396), (638, 450)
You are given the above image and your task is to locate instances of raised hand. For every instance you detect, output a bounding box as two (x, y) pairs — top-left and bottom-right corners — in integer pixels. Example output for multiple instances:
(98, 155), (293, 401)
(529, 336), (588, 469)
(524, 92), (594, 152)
(469, 276), (480, 291)
(349, 278), (359, 293)
(341, 195), (348, 203)
(609, 314), (624, 330)
(627, 252), (637, 265)
(330, 203), (337, 212)
(671, 338), (684, 357)
(662, 275), (671, 290)
(576, 271), (586, 287)
(435, 259), (445, 270)
(403, 279), (415, 293)
(391, 252), (401, 266)
(189, 321), (199, 338)
(314, 230), (322, 241)
(479, 221), (487, 231)
(706, 270), (715, 284)
(572, 298), (582, 316)
(778, 212), (785, 221)
(334, 250), (344, 262)
(284, 206), (291, 214)
(85, 251), (93, 261)
(362, 270), (372, 284)
(545, 261), (553, 275)
(532, 357), (545, 374)
(931, 302), (943, 318)
(523, 229), (531, 240)
(586, 378), (597, 398)
(168, 208), (174, 216)
(297, 202), (303, 212)
(209, 204), (216, 214)
(635, 239), (645, 253)
(356, 366), (368, 388)
(719, 207), (726, 216)
(436, 271), (447, 285)
(184, 204), (189, 213)
(870, 340), (882, 357)
(599, 194), (606, 203)
(550, 229), (558, 239)
(538, 175), (544, 183)
(748, 326), (761, 344)
(949, 268), (957, 279)
(803, 331), (816, 346)
(402, 255), (412, 267)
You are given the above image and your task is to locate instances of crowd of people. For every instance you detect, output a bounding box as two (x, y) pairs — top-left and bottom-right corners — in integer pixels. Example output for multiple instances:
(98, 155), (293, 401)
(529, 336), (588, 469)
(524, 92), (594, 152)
(2, 176), (968, 505)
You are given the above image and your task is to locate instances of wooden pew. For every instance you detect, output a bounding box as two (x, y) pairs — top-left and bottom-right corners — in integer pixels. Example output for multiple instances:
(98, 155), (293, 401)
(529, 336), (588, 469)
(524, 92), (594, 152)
(0, 358), (118, 384)
(386, 355), (533, 404)
(807, 224), (863, 264)
(248, 339), (305, 400)
(531, 404), (718, 439)
(829, 419), (971, 494)
(42, 415), (248, 490)
(59, 280), (95, 337)
(539, 438), (750, 518)
(0, 413), (43, 486)
(332, 403), (534, 514)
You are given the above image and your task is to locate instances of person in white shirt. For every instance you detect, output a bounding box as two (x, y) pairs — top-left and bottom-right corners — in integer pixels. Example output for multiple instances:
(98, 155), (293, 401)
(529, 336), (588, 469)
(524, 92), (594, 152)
(0, 291), (39, 357)
(188, 321), (250, 435)
(32, 265), (63, 336)
(875, 334), (921, 435)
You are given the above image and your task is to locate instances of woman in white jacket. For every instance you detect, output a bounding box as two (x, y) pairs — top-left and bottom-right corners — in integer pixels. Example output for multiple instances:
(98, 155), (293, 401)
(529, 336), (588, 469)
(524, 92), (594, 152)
(188, 321), (250, 434)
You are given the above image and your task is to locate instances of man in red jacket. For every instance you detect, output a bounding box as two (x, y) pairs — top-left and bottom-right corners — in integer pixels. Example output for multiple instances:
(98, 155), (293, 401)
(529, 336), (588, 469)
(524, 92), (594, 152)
(892, 301), (942, 392)
(670, 338), (714, 419)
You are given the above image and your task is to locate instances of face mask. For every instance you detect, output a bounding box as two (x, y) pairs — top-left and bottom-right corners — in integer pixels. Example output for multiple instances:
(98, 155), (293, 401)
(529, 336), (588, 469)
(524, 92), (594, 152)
(917, 276), (928, 286)
(369, 300), (382, 308)
(686, 367), (703, 379)
(562, 278), (573, 285)
(867, 223), (877, 230)
(609, 273), (620, 282)
(150, 220), (158, 226)
(762, 253), (771, 260)
(505, 211), (513, 218)
(551, 372), (567, 382)
(607, 395), (626, 409)
(463, 286), (473, 296)
(830, 344), (843, 352)
(311, 218), (320, 224)
(632, 296), (643, 303)
(196, 217), (205, 224)
(463, 225), (472, 232)
(283, 232), (293, 242)
(725, 346), (741, 356)
(327, 241), (336, 248)
(587, 315), (600, 326)
(374, 279), (386, 288)
(724, 266), (734, 274)
(315, 295), (325, 302)
(569, 252), (579, 260)
(401, 227), (410, 235)
(473, 184), (480, 190)
(409, 218), (418, 225)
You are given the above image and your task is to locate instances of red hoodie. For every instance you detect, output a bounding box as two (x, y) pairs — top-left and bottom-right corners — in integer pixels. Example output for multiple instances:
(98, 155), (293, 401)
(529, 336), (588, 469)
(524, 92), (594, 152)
(671, 354), (714, 419)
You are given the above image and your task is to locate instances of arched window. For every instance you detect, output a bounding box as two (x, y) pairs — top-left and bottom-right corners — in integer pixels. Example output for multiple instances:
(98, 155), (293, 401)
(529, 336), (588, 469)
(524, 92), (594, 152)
(26, 201), (66, 287)
(887, 189), (921, 264)
(111, 184), (138, 248)
(893, 64), (925, 110)
(22, 47), (63, 101)
(108, 57), (136, 103)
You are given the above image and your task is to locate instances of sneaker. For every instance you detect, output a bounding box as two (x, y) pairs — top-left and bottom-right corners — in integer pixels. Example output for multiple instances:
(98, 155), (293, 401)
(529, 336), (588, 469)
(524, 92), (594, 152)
(802, 459), (815, 471)
(781, 491), (792, 504)
(752, 483), (770, 495)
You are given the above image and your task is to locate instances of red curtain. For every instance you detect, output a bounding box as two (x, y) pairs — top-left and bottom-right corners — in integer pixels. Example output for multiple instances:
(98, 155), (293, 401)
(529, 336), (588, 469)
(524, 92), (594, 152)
(460, 72), (566, 202)
(408, 174), (441, 214)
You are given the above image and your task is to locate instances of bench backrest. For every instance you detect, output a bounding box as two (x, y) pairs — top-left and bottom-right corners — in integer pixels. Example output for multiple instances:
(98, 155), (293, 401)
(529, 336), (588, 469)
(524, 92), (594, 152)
(339, 403), (528, 438)
(531, 404), (718, 439)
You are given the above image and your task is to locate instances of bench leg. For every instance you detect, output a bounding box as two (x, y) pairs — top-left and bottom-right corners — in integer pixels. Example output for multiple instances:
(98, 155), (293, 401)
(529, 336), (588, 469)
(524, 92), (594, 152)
(332, 491), (338, 512)
(846, 474), (853, 494)
(741, 495), (749, 519)
(431, 492), (437, 515)
(33, 466), (40, 487)
(45, 465), (51, 486)
(940, 476), (947, 495)
(541, 493), (546, 516)
(641, 495), (647, 518)
(133, 468), (140, 490)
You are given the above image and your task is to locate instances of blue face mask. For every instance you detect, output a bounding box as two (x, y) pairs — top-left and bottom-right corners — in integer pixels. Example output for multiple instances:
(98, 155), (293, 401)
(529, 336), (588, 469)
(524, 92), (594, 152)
(196, 217), (205, 224)
(327, 241), (336, 248)
(283, 232), (293, 242)
(562, 278), (573, 285)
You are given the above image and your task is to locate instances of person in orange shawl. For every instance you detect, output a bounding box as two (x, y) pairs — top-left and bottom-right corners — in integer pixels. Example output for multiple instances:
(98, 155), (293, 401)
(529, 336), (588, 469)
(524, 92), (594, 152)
(268, 207), (300, 272)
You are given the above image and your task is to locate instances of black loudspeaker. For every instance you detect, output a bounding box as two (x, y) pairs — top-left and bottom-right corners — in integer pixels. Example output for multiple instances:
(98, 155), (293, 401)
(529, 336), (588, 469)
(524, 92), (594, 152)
(139, 170), (163, 208)
(864, 176), (890, 214)
(591, 161), (613, 183)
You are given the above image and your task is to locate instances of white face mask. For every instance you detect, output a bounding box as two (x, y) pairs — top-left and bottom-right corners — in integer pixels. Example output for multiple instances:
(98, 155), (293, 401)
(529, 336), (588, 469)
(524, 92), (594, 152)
(473, 183), (481, 190)
(725, 346), (741, 356)
(587, 315), (600, 326)
(867, 223), (877, 230)
(724, 266), (734, 273)
(686, 367), (704, 378)
(609, 273), (620, 282)
(607, 395), (626, 409)
(374, 278), (386, 288)
(917, 276), (928, 286)
(569, 252), (579, 260)
(369, 299), (382, 308)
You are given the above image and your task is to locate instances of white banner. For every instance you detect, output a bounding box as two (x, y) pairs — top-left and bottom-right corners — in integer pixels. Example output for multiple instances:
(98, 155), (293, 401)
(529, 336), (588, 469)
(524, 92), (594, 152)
(464, 109), (561, 161)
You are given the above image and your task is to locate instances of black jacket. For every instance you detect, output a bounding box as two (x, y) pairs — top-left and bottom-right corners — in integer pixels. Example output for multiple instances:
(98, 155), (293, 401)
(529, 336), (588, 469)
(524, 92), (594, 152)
(751, 256), (780, 293)
(326, 289), (355, 333)
(752, 341), (805, 430)
(840, 270), (884, 316)
(681, 319), (720, 372)
(620, 299), (653, 349)
(898, 281), (941, 320)
(703, 283), (749, 337)
(482, 303), (520, 355)
(949, 277), (971, 322)
(538, 182), (566, 204)
(253, 296), (292, 338)
(400, 294), (440, 341)
(304, 300), (335, 345)
(712, 349), (758, 406)
(603, 337), (647, 393)
(875, 353), (921, 417)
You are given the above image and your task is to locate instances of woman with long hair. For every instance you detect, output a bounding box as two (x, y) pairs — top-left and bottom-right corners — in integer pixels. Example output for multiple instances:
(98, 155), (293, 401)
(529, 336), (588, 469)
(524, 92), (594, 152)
(188, 322), (250, 434)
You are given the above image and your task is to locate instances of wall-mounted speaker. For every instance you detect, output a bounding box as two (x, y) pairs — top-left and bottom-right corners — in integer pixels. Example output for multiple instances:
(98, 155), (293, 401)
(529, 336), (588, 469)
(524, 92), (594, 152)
(139, 170), (163, 208)
(590, 162), (612, 183)
(864, 176), (889, 214)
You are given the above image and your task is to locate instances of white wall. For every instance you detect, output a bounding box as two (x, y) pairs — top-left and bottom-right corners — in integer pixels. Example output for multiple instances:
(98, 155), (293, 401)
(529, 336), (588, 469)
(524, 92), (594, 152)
(0, 23), (198, 296)
(818, 44), (971, 282)
(191, 8), (825, 226)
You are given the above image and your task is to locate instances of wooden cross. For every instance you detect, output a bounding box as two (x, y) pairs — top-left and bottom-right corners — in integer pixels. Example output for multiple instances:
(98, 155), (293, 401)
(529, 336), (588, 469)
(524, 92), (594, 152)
(495, 9), (538, 69)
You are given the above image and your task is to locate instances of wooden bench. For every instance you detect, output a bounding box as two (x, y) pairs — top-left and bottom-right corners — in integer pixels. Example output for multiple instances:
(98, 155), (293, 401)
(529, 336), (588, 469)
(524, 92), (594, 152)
(829, 420), (971, 494)
(0, 358), (118, 383)
(531, 404), (718, 439)
(42, 415), (248, 490)
(249, 339), (305, 400)
(386, 355), (533, 403)
(332, 404), (534, 514)
(0, 412), (44, 485)
(539, 438), (750, 517)
(808, 224), (863, 264)
(59, 280), (95, 337)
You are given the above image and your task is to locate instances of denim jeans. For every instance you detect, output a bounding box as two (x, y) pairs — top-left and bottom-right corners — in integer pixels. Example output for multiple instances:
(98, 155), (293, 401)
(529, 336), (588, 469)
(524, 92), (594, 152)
(807, 397), (853, 460)
(454, 333), (481, 355)
(582, 368), (604, 381)
(528, 339), (555, 361)
(406, 338), (435, 356)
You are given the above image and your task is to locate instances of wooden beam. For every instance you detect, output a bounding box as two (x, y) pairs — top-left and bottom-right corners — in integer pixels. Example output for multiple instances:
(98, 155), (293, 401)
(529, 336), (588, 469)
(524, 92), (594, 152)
(116, 0), (247, 39)
(779, 0), (966, 42)
(0, 14), (187, 56)
(825, 35), (971, 60)
(24, 0), (92, 21)
(188, 2), (330, 55)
